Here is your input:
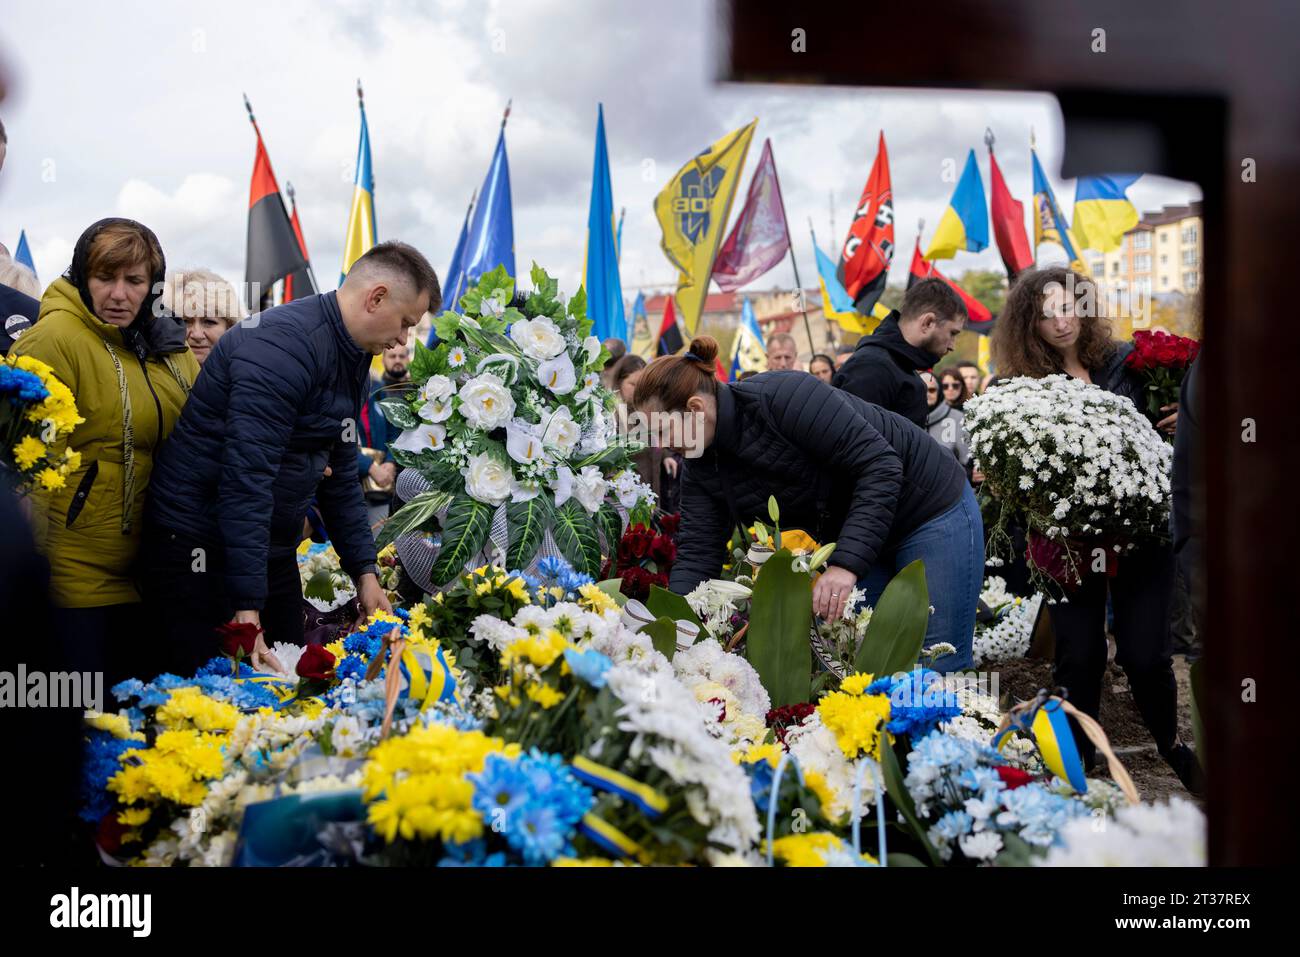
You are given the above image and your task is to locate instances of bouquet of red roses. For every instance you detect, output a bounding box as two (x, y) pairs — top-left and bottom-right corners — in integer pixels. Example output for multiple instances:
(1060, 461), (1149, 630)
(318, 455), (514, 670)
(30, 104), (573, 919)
(1124, 329), (1200, 424)
(606, 512), (679, 600)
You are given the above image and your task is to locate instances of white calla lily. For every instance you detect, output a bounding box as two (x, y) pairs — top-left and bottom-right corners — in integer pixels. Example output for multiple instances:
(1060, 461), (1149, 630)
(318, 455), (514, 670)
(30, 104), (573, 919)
(537, 351), (577, 395)
(391, 422), (447, 454)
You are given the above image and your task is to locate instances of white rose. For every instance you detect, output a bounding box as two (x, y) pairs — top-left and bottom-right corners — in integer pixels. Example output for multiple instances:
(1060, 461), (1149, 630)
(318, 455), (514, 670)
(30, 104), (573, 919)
(537, 351), (577, 395)
(571, 464), (608, 514)
(541, 405), (582, 454)
(458, 373), (515, 430)
(509, 316), (567, 360)
(417, 375), (456, 423)
(463, 452), (512, 506)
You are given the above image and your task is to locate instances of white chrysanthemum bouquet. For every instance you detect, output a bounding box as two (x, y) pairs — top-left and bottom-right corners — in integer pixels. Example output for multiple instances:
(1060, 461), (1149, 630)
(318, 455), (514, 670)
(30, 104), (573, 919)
(380, 265), (655, 585)
(964, 375), (1172, 591)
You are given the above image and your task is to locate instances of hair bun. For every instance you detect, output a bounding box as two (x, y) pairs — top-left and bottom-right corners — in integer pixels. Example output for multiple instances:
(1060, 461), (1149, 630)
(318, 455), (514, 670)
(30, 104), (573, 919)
(687, 335), (719, 365)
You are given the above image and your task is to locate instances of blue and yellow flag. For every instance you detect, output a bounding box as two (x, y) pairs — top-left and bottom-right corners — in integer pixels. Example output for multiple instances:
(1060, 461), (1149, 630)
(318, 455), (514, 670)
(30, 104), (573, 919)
(730, 297), (766, 380)
(1031, 149), (1089, 275)
(14, 230), (36, 281)
(585, 104), (626, 344)
(1072, 174), (1141, 253)
(654, 120), (757, 336)
(813, 226), (887, 337)
(925, 149), (989, 261)
(462, 127), (516, 288)
(340, 90), (377, 286)
(629, 291), (654, 358)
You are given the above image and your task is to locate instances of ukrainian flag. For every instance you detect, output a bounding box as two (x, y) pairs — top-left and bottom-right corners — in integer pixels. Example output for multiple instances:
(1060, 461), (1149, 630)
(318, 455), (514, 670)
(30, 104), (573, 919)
(584, 105), (626, 343)
(1072, 174), (1141, 253)
(925, 149), (989, 261)
(1031, 149), (1089, 275)
(340, 94), (377, 286)
(813, 227), (887, 337)
(730, 297), (766, 379)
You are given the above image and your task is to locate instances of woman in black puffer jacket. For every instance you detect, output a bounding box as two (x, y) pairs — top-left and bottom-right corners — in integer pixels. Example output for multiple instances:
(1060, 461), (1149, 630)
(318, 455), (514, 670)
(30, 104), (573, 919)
(990, 266), (1200, 795)
(634, 336), (982, 672)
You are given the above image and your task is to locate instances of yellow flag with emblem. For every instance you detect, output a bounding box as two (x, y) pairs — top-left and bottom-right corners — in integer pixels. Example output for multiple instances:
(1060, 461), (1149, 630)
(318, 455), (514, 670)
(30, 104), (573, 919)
(654, 120), (757, 336)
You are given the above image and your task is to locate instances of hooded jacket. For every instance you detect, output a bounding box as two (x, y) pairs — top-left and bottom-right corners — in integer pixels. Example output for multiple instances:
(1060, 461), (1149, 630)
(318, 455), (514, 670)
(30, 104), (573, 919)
(832, 311), (944, 428)
(668, 371), (968, 595)
(11, 219), (198, 607)
(147, 291), (377, 610)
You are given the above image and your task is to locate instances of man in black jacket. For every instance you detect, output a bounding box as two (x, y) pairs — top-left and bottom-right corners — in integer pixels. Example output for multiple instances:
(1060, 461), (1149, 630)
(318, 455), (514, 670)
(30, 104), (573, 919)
(143, 242), (439, 673)
(656, 359), (983, 671)
(832, 278), (966, 427)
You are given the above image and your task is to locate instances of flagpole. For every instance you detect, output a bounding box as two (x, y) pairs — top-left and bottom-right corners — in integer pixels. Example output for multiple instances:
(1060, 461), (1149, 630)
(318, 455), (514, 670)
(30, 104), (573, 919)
(766, 141), (824, 350)
(285, 181), (319, 296)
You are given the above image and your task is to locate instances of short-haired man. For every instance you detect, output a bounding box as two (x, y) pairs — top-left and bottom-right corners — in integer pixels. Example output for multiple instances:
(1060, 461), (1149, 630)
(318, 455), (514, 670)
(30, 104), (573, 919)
(143, 241), (439, 673)
(766, 332), (798, 371)
(956, 359), (983, 398)
(832, 278), (966, 427)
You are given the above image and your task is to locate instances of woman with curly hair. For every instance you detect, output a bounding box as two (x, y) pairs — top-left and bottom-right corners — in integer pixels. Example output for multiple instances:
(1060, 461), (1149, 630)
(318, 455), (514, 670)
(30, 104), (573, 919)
(989, 266), (1199, 794)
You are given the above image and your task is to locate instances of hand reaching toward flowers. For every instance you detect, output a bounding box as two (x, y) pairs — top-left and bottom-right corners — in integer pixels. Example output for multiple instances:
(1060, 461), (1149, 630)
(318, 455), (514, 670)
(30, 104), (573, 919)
(355, 572), (393, 625)
(664, 456), (679, 478)
(1156, 402), (1178, 435)
(813, 565), (858, 623)
(230, 609), (286, 675)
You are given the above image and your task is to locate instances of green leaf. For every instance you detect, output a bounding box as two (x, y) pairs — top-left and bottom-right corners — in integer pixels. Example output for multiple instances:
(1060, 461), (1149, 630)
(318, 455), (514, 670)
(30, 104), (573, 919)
(303, 569), (338, 601)
(854, 559), (929, 678)
(529, 261), (559, 301)
(505, 496), (554, 571)
(567, 284), (588, 320)
(595, 503), (623, 556)
(596, 578), (628, 608)
(378, 398), (419, 431)
(884, 852), (927, 867)
(641, 616), (678, 661)
(374, 490), (454, 551)
(745, 548), (812, 708)
(430, 496), (495, 585)
(409, 339), (443, 381)
(552, 499), (602, 579)
(433, 311), (462, 341)
(880, 738), (941, 866)
(646, 585), (704, 632)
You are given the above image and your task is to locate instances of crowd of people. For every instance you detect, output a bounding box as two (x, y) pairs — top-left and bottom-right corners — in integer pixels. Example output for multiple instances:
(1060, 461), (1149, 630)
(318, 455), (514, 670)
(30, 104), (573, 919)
(2, 205), (1203, 847)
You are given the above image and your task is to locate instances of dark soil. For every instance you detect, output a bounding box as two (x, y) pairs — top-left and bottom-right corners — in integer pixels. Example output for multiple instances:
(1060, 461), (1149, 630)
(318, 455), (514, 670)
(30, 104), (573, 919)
(985, 648), (1199, 805)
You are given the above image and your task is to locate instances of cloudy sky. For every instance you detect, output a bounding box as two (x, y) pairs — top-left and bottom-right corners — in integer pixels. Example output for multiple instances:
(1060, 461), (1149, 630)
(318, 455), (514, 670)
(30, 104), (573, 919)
(0, 0), (1200, 305)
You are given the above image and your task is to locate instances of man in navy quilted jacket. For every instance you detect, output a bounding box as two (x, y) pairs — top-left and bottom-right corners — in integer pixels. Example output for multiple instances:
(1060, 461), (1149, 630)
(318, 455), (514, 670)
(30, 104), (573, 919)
(142, 242), (439, 674)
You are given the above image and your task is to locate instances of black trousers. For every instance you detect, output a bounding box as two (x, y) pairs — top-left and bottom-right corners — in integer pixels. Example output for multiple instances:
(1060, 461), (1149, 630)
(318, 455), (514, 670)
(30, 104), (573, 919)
(1047, 540), (1179, 763)
(138, 524), (305, 676)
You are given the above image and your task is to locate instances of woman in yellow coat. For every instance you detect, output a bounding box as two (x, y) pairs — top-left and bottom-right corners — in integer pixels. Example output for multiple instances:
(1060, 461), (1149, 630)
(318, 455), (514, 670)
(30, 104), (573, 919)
(12, 218), (198, 684)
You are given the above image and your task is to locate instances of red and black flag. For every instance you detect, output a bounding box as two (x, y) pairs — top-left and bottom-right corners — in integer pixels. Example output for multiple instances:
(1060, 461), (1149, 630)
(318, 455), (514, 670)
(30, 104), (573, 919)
(987, 137), (1034, 279)
(657, 295), (685, 356)
(282, 181), (317, 302)
(908, 236), (995, 333)
(837, 131), (895, 314)
(244, 95), (307, 311)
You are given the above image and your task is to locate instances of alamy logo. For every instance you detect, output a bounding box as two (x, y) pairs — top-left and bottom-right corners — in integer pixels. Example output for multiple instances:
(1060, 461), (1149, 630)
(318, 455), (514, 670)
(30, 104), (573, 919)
(0, 665), (102, 711)
(49, 887), (151, 937)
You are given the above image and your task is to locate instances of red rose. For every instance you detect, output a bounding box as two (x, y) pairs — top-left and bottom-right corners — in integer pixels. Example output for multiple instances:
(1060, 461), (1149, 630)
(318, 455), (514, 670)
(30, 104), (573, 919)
(216, 621), (261, 658)
(622, 525), (654, 559)
(995, 766), (1035, 790)
(649, 535), (677, 567)
(96, 812), (130, 855)
(657, 513), (681, 536)
(620, 566), (651, 599)
(296, 644), (337, 682)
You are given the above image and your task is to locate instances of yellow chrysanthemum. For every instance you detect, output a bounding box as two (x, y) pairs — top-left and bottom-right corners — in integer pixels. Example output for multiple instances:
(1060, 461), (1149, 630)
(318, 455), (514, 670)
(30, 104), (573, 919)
(839, 672), (876, 696)
(735, 742), (783, 768)
(525, 682), (565, 709)
(505, 578), (532, 603)
(577, 583), (617, 613)
(117, 807), (151, 826)
(407, 603), (431, 630)
(156, 687), (240, 734)
(85, 711), (145, 741)
(36, 467), (66, 491)
(769, 832), (876, 867)
(12, 435), (46, 470)
(817, 687), (893, 760)
(501, 629), (568, 670)
(61, 448), (82, 473)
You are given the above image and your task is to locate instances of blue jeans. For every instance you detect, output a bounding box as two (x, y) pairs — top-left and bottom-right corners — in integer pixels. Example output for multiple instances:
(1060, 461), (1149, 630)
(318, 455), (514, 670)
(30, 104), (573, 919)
(856, 483), (984, 672)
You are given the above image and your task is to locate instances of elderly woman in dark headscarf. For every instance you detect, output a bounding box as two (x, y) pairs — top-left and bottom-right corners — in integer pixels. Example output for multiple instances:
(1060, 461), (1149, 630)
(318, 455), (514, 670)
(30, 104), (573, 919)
(11, 218), (198, 684)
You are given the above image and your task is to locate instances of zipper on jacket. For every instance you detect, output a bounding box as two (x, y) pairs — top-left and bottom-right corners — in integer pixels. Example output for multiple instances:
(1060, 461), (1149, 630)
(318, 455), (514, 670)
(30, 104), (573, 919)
(135, 351), (165, 444)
